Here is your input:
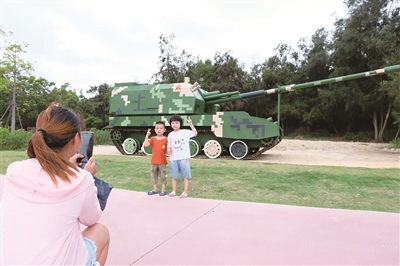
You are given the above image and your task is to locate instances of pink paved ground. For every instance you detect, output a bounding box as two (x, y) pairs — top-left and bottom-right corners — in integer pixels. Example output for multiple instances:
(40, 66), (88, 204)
(100, 188), (399, 266)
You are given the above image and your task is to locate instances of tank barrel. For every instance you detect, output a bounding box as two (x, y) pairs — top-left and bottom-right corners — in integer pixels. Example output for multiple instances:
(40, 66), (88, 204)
(202, 91), (221, 97)
(203, 91), (240, 100)
(270, 65), (400, 95)
(204, 65), (400, 105)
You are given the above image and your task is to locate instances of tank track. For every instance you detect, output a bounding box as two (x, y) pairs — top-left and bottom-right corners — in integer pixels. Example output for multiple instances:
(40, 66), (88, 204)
(110, 129), (281, 160)
(245, 136), (281, 160)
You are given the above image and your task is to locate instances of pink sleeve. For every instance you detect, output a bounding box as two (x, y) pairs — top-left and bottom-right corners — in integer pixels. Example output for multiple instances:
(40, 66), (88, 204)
(78, 178), (102, 226)
(0, 174), (5, 200)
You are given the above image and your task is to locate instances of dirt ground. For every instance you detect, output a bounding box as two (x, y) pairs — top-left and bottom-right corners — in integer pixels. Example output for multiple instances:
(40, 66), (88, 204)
(94, 139), (399, 169)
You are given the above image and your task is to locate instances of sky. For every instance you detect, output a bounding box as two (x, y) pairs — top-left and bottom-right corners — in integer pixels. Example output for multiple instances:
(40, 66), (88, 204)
(1, 0), (347, 96)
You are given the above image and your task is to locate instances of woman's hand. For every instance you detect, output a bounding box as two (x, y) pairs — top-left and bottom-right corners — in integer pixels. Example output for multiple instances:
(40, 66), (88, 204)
(84, 157), (97, 176)
(69, 154), (97, 176)
(70, 153), (84, 165)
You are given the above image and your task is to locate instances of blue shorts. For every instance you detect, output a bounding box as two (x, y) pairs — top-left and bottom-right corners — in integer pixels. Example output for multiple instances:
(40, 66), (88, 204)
(169, 159), (192, 179)
(84, 237), (99, 266)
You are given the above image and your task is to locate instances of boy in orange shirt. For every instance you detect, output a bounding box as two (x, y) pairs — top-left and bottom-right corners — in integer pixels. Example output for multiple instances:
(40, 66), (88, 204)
(143, 121), (168, 196)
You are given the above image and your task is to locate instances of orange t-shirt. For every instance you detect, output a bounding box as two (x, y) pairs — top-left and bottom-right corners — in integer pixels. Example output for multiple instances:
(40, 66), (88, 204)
(149, 137), (168, 164)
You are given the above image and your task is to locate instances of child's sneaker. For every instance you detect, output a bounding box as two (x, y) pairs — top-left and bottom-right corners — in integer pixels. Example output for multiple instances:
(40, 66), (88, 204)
(159, 190), (167, 196)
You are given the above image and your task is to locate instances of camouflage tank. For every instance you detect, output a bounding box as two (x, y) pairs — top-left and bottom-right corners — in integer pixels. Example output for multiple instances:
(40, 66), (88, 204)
(107, 65), (400, 159)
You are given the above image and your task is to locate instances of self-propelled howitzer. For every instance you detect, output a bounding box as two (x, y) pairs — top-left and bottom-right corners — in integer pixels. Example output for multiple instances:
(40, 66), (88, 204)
(107, 65), (400, 159)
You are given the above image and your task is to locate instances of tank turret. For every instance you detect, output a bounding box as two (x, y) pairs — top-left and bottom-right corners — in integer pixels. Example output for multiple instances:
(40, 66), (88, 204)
(107, 65), (400, 159)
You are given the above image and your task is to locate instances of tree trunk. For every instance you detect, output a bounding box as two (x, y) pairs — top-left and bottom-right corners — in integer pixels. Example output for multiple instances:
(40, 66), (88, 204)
(373, 111), (378, 140)
(11, 80), (16, 132)
(376, 102), (391, 142)
(331, 124), (338, 135)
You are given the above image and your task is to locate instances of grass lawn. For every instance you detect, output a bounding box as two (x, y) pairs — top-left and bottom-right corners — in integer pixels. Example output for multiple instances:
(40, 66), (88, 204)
(1, 150), (399, 213)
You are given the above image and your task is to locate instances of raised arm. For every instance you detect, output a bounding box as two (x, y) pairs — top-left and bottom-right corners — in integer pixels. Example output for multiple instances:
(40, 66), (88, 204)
(144, 128), (151, 147)
(187, 117), (197, 136)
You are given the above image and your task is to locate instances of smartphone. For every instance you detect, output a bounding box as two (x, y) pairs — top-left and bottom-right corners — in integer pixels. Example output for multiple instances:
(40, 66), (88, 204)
(77, 131), (94, 164)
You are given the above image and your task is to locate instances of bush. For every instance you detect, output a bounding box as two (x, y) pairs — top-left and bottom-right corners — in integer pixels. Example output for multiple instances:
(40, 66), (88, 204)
(356, 132), (372, 142)
(343, 130), (400, 143)
(0, 128), (32, 150)
(344, 131), (372, 142)
(87, 128), (113, 145)
(382, 129), (398, 142)
(389, 138), (400, 148)
(0, 128), (112, 150)
(0, 128), (8, 149)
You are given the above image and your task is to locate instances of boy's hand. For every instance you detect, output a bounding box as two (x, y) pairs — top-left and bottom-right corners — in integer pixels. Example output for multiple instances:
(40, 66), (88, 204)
(187, 116), (197, 136)
(146, 128), (151, 137)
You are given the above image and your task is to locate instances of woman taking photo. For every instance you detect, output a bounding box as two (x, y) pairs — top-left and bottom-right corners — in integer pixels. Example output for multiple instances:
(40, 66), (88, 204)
(1, 103), (110, 265)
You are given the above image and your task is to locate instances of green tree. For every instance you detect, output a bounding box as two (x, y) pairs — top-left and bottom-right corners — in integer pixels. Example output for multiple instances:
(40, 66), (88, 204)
(48, 83), (80, 110)
(330, 0), (400, 140)
(16, 76), (55, 128)
(190, 59), (214, 90)
(209, 51), (246, 111)
(261, 44), (300, 134)
(244, 63), (272, 118)
(295, 28), (332, 132)
(0, 29), (10, 128)
(0, 32), (34, 131)
(152, 34), (199, 83)
(380, 73), (400, 140)
(0, 70), (10, 129)
(81, 83), (111, 129)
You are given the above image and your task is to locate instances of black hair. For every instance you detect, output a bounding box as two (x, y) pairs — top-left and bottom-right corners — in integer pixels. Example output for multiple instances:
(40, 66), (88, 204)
(169, 114), (182, 128)
(155, 121), (165, 127)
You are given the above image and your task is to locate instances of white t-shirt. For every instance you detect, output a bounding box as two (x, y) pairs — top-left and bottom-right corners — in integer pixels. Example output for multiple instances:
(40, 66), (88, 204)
(167, 129), (195, 161)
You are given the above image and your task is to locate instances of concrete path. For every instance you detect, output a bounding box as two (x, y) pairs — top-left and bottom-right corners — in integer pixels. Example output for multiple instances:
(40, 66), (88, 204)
(100, 189), (399, 265)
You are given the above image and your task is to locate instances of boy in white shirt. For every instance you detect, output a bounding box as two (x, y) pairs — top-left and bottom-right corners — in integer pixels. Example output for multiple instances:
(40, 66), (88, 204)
(167, 114), (198, 198)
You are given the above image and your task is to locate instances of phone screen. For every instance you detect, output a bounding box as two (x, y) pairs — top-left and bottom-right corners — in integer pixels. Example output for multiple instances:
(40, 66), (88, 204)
(77, 131), (94, 163)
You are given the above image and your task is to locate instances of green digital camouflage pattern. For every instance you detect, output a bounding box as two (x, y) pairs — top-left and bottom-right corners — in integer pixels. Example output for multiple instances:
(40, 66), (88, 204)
(109, 113), (279, 140)
(108, 65), (400, 159)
